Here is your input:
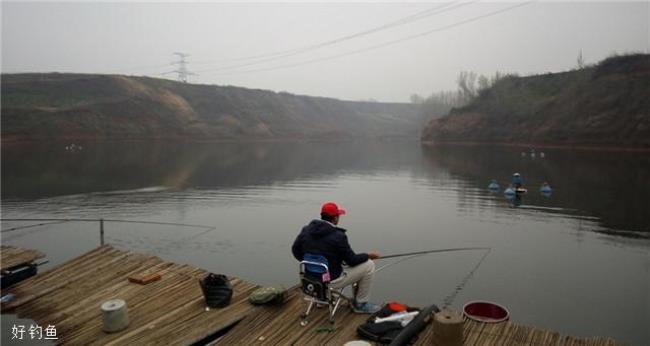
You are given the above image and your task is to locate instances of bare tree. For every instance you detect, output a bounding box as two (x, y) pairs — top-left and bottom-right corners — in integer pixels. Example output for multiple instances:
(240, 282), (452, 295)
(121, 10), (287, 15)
(410, 93), (425, 104)
(576, 49), (585, 69)
(457, 71), (478, 103)
(477, 75), (490, 94)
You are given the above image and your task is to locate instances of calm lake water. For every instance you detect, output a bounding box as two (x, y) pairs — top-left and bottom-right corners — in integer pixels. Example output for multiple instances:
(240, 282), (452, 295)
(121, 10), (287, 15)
(2, 141), (649, 345)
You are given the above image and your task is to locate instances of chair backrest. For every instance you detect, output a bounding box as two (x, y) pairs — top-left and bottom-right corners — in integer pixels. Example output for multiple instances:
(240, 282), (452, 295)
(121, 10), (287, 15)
(300, 253), (331, 301)
(302, 253), (329, 274)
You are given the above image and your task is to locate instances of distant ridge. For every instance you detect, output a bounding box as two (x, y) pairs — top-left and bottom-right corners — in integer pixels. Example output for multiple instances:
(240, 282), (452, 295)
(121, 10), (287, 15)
(1, 74), (423, 142)
(421, 54), (650, 148)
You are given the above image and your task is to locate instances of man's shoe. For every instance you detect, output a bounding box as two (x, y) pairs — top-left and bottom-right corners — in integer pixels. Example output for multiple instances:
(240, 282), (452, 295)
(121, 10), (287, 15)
(352, 301), (381, 314)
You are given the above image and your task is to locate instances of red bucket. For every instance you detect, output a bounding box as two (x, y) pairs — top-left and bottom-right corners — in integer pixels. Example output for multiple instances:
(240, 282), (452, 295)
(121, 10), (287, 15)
(463, 301), (509, 323)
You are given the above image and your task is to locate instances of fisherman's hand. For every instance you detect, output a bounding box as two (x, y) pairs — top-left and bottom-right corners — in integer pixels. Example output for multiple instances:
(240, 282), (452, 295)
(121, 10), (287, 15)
(368, 251), (380, 260)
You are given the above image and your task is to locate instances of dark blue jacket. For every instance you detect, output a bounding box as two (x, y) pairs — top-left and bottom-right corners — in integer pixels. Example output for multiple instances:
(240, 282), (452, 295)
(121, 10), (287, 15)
(292, 219), (369, 280)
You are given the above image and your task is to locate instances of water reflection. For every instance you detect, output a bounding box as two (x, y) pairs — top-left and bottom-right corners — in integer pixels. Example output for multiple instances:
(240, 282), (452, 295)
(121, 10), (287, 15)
(505, 193), (523, 208)
(421, 144), (650, 236)
(2, 141), (419, 199)
(3, 141), (649, 237)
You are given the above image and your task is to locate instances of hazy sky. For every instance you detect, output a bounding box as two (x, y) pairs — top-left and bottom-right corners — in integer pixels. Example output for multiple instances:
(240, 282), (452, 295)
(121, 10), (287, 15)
(2, 1), (648, 102)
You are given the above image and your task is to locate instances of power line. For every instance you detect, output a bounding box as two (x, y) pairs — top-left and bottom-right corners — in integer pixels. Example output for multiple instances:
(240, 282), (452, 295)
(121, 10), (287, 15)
(202, 1), (534, 76)
(193, 1), (466, 64)
(193, 1), (476, 73)
(103, 3), (468, 76)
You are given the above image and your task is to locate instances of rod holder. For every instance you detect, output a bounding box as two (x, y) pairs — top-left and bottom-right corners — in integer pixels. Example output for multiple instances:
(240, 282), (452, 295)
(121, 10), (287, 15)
(100, 218), (105, 246)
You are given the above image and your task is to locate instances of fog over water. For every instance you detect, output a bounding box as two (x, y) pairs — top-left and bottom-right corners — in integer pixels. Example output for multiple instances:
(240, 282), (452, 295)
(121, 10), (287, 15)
(2, 141), (648, 345)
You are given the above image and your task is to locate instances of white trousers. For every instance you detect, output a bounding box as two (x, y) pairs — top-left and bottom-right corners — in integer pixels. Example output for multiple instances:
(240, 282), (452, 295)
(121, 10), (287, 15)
(329, 260), (375, 303)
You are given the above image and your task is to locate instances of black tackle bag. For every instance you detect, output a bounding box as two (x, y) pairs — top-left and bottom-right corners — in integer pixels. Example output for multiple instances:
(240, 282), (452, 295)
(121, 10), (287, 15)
(200, 273), (233, 308)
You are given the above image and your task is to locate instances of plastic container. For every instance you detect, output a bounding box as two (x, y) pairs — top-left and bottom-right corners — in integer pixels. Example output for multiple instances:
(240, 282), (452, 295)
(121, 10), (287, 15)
(463, 301), (509, 323)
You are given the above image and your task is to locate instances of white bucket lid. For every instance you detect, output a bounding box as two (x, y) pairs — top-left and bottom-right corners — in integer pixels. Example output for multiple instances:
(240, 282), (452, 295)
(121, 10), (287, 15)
(343, 341), (372, 346)
(101, 299), (126, 312)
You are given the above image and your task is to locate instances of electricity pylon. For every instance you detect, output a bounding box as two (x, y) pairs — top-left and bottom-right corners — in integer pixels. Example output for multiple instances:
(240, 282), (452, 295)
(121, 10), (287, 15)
(163, 52), (196, 83)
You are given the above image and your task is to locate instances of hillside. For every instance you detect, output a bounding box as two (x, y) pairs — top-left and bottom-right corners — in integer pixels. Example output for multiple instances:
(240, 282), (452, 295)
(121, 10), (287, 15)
(1, 74), (422, 142)
(421, 54), (650, 148)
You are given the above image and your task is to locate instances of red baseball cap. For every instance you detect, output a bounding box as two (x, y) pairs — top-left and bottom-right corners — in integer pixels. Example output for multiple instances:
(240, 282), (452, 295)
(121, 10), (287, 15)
(321, 202), (346, 217)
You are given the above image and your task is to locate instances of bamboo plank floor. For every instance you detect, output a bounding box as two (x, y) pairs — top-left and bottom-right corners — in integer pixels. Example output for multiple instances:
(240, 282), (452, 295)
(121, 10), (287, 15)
(1, 245), (259, 345)
(214, 287), (369, 345)
(216, 287), (620, 346)
(416, 317), (620, 346)
(0, 246), (621, 345)
(1, 245), (45, 272)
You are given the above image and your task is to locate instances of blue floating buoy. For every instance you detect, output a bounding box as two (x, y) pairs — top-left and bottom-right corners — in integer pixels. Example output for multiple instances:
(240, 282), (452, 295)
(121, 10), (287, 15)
(504, 187), (516, 196)
(488, 180), (500, 191)
(540, 183), (552, 195)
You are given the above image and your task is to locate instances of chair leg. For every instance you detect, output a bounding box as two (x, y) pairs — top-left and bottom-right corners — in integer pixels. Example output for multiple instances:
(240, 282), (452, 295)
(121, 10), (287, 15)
(300, 299), (315, 326)
(329, 297), (342, 325)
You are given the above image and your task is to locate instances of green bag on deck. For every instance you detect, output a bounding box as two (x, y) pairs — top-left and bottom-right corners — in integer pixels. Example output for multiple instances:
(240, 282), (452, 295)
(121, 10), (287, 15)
(248, 285), (288, 305)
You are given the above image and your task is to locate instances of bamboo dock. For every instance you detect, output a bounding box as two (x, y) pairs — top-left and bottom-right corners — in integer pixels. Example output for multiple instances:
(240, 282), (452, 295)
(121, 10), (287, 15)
(1, 245), (621, 345)
(1, 245), (45, 272)
(214, 288), (620, 346)
(1, 245), (258, 345)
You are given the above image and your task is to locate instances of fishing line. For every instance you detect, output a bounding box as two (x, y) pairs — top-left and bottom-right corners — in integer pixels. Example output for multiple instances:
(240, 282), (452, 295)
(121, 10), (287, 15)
(1, 218), (214, 230)
(441, 248), (491, 309)
(375, 253), (429, 273)
(96, 219), (215, 230)
(0, 220), (71, 233)
(160, 225), (218, 251)
(1, 218), (218, 248)
(371, 247), (492, 308)
(375, 247), (492, 272)
(91, 219), (218, 249)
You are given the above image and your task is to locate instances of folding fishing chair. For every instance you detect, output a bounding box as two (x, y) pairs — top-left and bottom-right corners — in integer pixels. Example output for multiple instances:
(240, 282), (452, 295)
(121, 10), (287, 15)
(299, 254), (349, 326)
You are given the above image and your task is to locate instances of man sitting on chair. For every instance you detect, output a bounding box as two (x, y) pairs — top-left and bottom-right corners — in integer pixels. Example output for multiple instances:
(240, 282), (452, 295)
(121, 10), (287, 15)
(292, 202), (381, 314)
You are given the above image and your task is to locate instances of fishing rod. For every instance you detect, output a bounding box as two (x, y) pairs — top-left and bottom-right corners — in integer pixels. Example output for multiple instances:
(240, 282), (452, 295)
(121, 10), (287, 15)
(379, 247), (491, 260)
(375, 247), (491, 273)
(1, 218), (217, 249)
(375, 253), (428, 273)
(0, 218), (214, 230)
(374, 247), (492, 308)
(0, 220), (71, 233)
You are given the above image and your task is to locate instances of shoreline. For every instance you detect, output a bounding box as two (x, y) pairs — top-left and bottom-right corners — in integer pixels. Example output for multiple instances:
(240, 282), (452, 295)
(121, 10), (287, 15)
(0, 136), (419, 146)
(3, 136), (649, 151)
(420, 140), (650, 153)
